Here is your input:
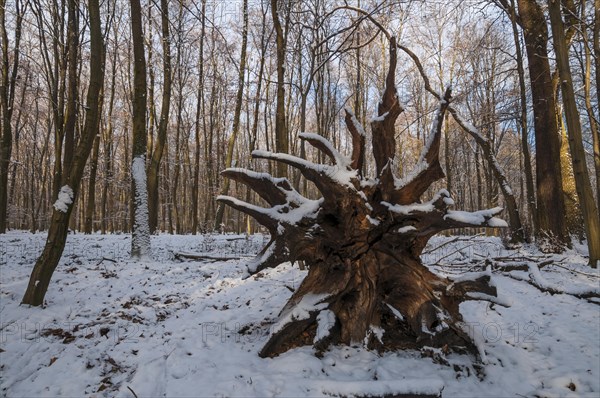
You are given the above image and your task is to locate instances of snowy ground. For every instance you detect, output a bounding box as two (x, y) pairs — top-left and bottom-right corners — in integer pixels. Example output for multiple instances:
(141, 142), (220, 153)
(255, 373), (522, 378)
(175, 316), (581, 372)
(1, 232), (599, 397)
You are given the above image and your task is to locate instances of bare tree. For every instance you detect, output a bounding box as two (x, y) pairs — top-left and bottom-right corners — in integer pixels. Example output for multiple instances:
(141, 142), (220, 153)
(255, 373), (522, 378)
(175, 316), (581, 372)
(0, 0), (28, 233)
(549, 0), (600, 267)
(147, 0), (172, 234)
(271, 0), (289, 178)
(214, 0), (249, 230)
(130, 0), (150, 258)
(22, 0), (105, 306)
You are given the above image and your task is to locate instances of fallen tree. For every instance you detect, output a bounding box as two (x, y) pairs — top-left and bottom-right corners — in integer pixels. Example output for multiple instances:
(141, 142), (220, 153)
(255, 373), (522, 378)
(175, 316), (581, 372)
(218, 37), (508, 358)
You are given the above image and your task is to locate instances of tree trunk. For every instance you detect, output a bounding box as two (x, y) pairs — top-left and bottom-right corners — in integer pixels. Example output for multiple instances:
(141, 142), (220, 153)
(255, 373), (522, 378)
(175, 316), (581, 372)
(586, 0), (600, 220)
(130, 0), (151, 258)
(84, 133), (101, 233)
(214, 0), (249, 230)
(147, 0), (172, 234)
(61, 0), (78, 185)
(271, 0), (289, 178)
(517, 0), (568, 250)
(0, 0), (25, 233)
(509, 0), (536, 235)
(191, 0), (206, 235)
(549, 0), (600, 267)
(22, 0), (104, 306)
(219, 37), (505, 357)
(595, 0), (600, 109)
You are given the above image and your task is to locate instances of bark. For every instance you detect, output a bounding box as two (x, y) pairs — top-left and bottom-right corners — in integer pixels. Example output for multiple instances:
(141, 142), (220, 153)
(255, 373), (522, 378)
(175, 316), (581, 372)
(549, 0), (600, 267)
(509, 0), (536, 235)
(586, 0), (600, 220)
(61, 0), (78, 184)
(101, 31), (118, 234)
(219, 38), (506, 358)
(130, 0), (150, 258)
(595, 0), (600, 108)
(191, 0), (206, 235)
(516, 0), (568, 250)
(271, 0), (289, 178)
(84, 133), (100, 233)
(22, 0), (104, 306)
(214, 0), (249, 230)
(0, 0), (25, 233)
(147, 0), (172, 234)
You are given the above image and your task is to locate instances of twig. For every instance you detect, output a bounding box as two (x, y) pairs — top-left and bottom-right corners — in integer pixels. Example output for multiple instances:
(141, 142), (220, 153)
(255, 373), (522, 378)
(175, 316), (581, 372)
(434, 243), (477, 263)
(173, 252), (244, 262)
(95, 257), (117, 267)
(422, 233), (484, 255)
(550, 263), (600, 278)
(127, 386), (139, 398)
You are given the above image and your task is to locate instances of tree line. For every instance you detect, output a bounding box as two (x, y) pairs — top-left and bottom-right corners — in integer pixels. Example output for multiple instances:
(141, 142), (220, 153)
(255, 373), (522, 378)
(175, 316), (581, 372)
(1, 0), (599, 271)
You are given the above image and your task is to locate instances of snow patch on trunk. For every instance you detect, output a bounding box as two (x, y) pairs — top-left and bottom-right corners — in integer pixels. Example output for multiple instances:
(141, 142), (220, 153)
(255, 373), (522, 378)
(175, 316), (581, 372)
(53, 185), (74, 213)
(131, 156), (151, 258)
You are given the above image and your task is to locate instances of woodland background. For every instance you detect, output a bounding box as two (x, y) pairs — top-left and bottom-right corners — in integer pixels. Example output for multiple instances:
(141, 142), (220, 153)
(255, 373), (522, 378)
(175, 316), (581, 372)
(0, 0), (598, 245)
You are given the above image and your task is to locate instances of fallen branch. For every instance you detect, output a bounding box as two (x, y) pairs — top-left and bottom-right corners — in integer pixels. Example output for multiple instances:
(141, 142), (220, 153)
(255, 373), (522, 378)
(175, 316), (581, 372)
(550, 263), (600, 278)
(95, 257), (117, 267)
(489, 259), (554, 272)
(173, 252), (244, 262)
(501, 264), (600, 303)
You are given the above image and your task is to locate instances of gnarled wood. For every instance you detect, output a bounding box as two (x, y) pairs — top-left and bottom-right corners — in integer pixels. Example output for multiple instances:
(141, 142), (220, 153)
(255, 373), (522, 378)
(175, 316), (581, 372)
(218, 36), (507, 359)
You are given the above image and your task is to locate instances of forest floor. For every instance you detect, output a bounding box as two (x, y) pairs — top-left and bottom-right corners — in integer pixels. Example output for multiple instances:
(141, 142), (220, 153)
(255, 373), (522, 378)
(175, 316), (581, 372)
(1, 232), (599, 397)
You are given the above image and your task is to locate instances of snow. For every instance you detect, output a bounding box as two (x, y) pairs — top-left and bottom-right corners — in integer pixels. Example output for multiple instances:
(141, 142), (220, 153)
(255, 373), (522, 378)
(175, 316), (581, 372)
(52, 185), (74, 213)
(382, 189), (453, 216)
(298, 132), (351, 167)
(382, 200), (434, 215)
(370, 111), (389, 122)
(272, 293), (329, 334)
(366, 215), (380, 226)
(445, 207), (508, 227)
(394, 159), (428, 189)
(344, 107), (366, 137)
(1, 232), (599, 397)
(397, 225), (416, 233)
(385, 303), (405, 321)
(314, 310), (336, 344)
(252, 150), (358, 189)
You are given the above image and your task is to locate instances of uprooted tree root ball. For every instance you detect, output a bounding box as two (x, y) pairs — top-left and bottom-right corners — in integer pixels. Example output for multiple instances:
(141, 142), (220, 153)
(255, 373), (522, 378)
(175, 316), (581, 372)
(218, 36), (508, 359)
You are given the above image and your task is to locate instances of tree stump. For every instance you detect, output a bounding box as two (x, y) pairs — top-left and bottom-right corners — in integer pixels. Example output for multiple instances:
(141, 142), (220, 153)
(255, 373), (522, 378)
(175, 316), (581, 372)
(218, 37), (507, 358)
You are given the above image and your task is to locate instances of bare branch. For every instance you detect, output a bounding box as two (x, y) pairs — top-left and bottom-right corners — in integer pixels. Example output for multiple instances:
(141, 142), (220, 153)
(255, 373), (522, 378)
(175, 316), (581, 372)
(344, 108), (366, 173)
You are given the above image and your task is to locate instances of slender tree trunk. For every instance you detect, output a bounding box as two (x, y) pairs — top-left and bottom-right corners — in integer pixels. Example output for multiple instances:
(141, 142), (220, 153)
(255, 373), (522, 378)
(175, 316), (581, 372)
(22, 0), (104, 306)
(130, 0), (151, 258)
(191, 0), (206, 235)
(509, 0), (536, 235)
(61, 0), (78, 185)
(271, 0), (288, 178)
(147, 0), (172, 234)
(214, 0), (249, 230)
(0, 0), (25, 233)
(84, 134), (101, 233)
(549, 0), (600, 267)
